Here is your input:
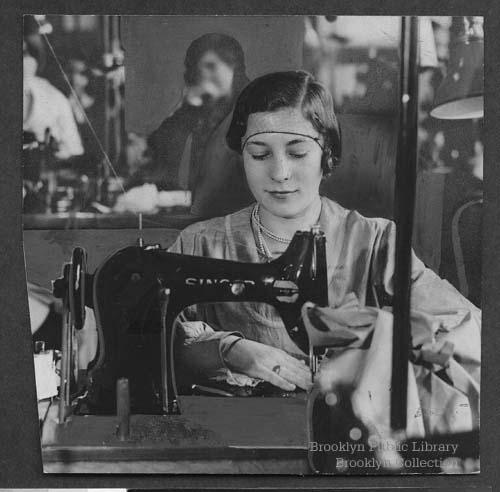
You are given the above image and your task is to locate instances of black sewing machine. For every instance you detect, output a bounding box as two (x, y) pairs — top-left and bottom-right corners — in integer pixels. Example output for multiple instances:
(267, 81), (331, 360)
(53, 226), (328, 422)
(45, 226), (478, 474)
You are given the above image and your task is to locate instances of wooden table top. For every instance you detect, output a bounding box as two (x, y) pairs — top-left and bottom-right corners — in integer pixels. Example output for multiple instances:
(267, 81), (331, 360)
(41, 394), (313, 474)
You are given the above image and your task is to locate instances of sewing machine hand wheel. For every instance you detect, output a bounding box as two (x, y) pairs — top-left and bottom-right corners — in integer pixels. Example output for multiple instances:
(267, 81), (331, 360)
(68, 247), (87, 330)
(51, 247), (88, 422)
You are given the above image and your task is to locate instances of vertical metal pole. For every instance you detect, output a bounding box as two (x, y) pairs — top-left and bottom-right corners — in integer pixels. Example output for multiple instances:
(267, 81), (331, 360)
(102, 15), (110, 159)
(391, 16), (420, 432)
(98, 15), (111, 203)
(111, 15), (122, 161)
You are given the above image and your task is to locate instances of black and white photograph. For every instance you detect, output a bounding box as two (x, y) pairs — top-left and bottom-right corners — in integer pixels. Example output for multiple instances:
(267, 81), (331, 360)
(21, 14), (482, 474)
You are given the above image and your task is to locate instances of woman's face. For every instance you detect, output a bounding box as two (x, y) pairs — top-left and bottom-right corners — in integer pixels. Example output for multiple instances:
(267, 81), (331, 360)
(242, 107), (324, 220)
(196, 50), (234, 100)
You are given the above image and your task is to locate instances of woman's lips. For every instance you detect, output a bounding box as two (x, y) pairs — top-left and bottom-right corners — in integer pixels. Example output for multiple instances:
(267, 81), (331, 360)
(267, 190), (298, 198)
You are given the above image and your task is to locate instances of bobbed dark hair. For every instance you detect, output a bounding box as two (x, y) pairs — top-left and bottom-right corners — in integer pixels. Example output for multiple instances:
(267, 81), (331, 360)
(226, 70), (342, 175)
(184, 33), (248, 96)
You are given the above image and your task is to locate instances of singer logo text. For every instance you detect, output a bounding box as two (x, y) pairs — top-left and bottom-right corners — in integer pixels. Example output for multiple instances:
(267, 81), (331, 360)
(185, 278), (255, 286)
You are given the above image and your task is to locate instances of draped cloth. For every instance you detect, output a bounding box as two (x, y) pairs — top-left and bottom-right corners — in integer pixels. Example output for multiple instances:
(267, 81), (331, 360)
(303, 296), (480, 440)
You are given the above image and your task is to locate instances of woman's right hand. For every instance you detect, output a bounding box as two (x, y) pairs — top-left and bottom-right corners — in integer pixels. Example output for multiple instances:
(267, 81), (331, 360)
(223, 338), (313, 391)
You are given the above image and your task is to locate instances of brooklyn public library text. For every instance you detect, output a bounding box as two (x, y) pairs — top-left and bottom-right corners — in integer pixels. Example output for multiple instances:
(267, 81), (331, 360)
(309, 440), (459, 454)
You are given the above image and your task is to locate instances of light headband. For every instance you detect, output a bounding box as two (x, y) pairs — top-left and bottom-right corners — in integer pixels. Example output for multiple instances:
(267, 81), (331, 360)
(241, 131), (325, 152)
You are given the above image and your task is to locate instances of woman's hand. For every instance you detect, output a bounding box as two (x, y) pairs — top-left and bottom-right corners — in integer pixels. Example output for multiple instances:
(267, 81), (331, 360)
(224, 338), (313, 391)
(184, 79), (223, 107)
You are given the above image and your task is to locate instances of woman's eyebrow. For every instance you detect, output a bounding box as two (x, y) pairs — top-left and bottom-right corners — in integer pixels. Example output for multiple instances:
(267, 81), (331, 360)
(286, 138), (310, 146)
(245, 140), (268, 147)
(247, 138), (311, 146)
(244, 137), (316, 149)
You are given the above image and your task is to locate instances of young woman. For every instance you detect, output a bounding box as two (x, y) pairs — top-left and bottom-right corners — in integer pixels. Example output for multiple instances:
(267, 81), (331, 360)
(170, 71), (480, 396)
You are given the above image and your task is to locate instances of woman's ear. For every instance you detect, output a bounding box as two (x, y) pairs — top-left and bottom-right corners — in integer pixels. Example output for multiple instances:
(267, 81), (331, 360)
(321, 148), (334, 176)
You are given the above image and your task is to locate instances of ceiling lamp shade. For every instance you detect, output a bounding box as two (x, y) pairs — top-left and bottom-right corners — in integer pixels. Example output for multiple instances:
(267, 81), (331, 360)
(430, 16), (483, 120)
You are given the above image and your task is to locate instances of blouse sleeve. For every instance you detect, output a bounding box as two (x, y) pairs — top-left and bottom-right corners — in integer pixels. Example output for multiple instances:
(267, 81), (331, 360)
(370, 220), (481, 376)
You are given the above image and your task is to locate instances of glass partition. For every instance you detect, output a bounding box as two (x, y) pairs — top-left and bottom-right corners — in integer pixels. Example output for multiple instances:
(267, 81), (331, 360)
(23, 15), (405, 230)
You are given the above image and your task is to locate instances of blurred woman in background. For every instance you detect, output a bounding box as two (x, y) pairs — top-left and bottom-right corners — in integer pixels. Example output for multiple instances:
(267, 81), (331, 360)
(142, 33), (254, 217)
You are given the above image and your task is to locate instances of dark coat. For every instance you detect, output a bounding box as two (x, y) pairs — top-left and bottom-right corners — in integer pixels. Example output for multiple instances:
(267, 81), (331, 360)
(147, 99), (253, 218)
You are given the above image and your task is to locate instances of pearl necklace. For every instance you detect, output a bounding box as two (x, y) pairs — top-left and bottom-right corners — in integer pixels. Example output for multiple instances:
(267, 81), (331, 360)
(251, 204), (291, 262)
(251, 202), (323, 262)
(251, 204), (292, 243)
